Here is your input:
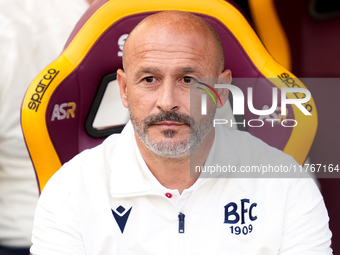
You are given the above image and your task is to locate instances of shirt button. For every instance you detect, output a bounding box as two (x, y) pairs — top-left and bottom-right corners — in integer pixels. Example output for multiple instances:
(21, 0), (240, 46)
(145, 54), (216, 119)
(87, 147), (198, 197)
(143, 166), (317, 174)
(165, 193), (172, 198)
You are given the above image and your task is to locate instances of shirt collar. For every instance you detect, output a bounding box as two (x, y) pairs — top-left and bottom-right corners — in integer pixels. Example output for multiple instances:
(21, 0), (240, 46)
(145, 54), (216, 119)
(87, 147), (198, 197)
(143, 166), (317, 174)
(109, 121), (156, 197)
(109, 122), (240, 196)
(198, 125), (241, 178)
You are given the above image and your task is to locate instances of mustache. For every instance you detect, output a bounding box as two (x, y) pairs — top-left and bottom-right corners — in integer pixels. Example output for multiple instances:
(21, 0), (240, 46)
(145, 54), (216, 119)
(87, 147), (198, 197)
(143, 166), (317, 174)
(144, 111), (191, 128)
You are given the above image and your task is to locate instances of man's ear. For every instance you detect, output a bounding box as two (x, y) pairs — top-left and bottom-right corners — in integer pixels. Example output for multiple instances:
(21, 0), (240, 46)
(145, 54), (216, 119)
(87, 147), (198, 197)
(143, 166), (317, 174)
(117, 69), (129, 108)
(216, 69), (232, 108)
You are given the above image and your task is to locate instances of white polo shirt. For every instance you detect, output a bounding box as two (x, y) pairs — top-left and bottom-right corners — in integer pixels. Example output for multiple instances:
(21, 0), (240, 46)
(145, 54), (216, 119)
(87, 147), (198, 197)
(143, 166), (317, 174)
(30, 122), (332, 254)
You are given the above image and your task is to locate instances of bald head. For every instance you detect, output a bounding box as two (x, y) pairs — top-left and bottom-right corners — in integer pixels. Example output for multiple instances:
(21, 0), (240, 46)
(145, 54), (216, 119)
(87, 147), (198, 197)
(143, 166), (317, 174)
(122, 11), (225, 74)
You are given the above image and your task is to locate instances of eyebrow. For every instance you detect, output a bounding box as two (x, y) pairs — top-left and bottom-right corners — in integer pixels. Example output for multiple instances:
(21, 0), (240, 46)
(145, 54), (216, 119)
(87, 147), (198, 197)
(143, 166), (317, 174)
(180, 67), (200, 74)
(136, 67), (161, 76)
(135, 66), (202, 77)
(137, 67), (200, 74)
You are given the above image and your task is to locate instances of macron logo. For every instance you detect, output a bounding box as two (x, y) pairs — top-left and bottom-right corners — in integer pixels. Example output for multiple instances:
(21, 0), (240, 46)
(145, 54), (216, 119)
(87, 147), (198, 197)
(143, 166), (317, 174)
(112, 206), (132, 233)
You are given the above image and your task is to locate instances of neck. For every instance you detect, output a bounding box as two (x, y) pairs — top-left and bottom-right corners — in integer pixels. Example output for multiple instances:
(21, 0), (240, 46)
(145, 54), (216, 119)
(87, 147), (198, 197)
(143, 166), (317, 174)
(135, 128), (215, 194)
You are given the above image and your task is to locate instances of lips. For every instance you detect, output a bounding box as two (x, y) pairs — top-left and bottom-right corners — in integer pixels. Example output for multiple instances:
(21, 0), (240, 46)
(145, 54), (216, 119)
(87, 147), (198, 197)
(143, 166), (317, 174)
(144, 111), (191, 128)
(155, 121), (184, 127)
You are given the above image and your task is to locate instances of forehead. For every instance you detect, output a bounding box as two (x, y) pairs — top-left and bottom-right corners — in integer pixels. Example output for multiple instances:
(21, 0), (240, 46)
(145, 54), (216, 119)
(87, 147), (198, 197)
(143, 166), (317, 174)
(124, 26), (218, 75)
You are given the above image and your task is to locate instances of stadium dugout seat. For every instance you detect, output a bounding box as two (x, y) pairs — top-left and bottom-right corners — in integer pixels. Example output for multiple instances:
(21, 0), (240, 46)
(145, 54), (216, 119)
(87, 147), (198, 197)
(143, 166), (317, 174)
(21, 0), (317, 193)
(248, 0), (340, 252)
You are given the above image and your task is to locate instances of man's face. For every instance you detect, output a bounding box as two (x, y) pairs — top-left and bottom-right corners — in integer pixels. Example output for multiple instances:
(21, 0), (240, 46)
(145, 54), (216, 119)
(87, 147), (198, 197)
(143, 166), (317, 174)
(117, 18), (225, 158)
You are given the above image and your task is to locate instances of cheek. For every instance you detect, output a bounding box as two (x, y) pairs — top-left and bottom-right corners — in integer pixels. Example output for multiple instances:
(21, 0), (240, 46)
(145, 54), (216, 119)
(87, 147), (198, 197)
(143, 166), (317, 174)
(190, 91), (216, 121)
(127, 91), (155, 114)
(190, 90), (204, 118)
(182, 90), (191, 107)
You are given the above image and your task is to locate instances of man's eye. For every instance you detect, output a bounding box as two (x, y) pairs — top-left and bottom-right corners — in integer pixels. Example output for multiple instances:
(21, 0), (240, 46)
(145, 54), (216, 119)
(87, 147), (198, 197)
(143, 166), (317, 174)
(183, 76), (193, 84)
(144, 77), (155, 83)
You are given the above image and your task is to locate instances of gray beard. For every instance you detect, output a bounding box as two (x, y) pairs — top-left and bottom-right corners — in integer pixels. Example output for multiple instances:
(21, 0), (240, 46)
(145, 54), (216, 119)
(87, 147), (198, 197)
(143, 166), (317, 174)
(130, 108), (215, 159)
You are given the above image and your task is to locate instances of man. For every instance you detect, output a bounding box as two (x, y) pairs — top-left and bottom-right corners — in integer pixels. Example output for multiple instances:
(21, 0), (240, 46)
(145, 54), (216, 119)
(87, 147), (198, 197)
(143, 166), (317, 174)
(0, 0), (91, 254)
(30, 11), (332, 254)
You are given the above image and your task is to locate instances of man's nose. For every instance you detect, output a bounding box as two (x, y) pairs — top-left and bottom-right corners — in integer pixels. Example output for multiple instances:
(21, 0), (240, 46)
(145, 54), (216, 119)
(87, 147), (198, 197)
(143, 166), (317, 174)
(156, 80), (180, 112)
